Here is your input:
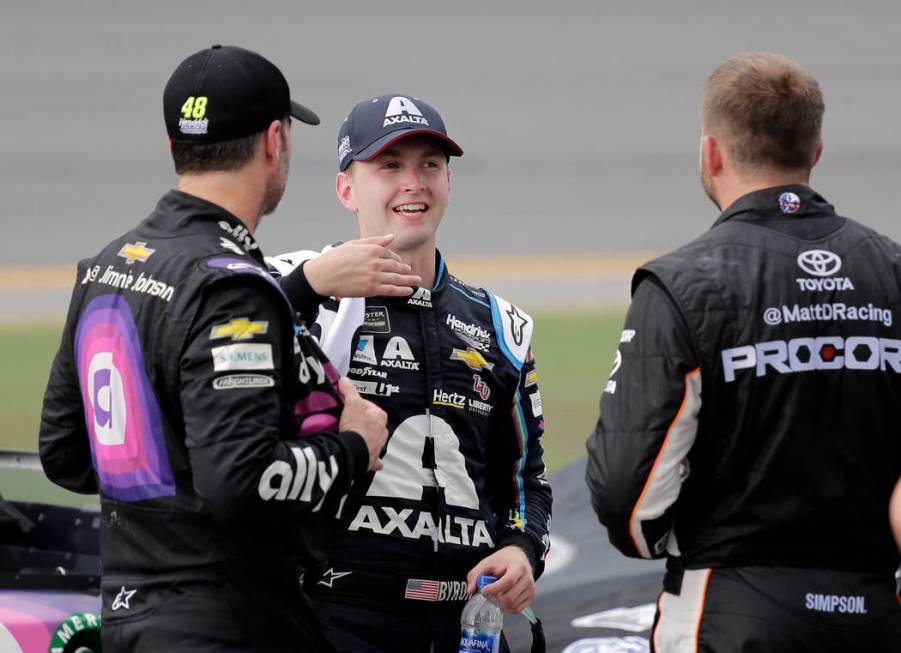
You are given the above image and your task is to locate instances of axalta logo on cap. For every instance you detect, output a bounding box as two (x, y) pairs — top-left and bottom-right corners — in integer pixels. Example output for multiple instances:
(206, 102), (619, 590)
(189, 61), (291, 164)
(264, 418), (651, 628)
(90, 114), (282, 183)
(778, 191), (801, 214)
(383, 96), (429, 128)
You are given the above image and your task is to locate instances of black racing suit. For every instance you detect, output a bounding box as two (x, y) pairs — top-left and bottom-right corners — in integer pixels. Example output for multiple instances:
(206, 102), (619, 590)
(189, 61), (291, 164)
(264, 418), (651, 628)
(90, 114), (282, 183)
(269, 250), (552, 653)
(39, 190), (370, 652)
(586, 186), (901, 651)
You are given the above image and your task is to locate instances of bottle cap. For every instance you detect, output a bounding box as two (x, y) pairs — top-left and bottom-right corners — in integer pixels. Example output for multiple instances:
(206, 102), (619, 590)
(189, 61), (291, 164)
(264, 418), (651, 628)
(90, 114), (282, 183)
(476, 575), (497, 591)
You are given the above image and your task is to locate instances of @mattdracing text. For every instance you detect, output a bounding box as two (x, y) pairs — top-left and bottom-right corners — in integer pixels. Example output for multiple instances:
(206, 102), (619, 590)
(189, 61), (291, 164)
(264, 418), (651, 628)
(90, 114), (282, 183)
(764, 302), (892, 327)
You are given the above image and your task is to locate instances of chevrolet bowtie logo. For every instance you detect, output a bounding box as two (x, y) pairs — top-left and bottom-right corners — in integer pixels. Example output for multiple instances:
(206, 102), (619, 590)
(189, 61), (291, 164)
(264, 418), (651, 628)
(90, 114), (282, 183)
(117, 241), (155, 264)
(450, 347), (494, 372)
(209, 318), (269, 341)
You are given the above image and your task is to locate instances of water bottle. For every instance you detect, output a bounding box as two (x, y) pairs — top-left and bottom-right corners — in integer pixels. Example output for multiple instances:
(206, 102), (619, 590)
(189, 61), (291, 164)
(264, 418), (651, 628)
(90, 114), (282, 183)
(459, 575), (503, 653)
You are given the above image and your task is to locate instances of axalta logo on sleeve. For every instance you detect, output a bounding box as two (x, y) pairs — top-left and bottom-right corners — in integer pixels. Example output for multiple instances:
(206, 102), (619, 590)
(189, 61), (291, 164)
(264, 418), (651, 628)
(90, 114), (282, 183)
(721, 336), (901, 382)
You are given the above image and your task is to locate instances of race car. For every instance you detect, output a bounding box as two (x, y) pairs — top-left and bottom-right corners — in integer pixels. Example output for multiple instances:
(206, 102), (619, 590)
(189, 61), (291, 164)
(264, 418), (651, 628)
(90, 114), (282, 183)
(0, 451), (101, 653)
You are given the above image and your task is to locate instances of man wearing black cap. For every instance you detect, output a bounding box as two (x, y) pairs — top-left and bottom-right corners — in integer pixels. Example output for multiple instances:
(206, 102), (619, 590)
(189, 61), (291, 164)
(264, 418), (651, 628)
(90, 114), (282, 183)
(39, 45), (395, 652)
(586, 53), (901, 651)
(269, 94), (553, 653)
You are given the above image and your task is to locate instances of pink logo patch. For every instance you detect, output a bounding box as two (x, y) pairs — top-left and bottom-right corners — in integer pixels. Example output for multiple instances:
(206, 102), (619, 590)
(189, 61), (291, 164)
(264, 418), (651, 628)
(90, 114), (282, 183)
(74, 295), (174, 501)
(295, 390), (339, 437)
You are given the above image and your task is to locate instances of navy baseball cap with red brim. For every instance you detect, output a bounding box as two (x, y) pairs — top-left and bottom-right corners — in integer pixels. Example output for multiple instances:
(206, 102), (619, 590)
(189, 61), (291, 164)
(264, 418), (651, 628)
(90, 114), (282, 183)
(337, 94), (463, 171)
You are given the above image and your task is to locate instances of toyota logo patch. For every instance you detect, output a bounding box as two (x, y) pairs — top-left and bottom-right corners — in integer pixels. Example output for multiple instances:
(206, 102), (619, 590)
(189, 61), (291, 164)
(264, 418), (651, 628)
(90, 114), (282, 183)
(797, 250), (842, 277)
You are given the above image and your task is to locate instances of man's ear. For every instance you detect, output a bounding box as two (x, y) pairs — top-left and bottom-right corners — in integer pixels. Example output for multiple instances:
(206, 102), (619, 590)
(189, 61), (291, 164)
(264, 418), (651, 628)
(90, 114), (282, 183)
(702, 133), (724, 178)
(447, 165), (452, 203)
(811, 139), (824, 169)
(262, 119), (283, 164)
(336, 170), (356, 212)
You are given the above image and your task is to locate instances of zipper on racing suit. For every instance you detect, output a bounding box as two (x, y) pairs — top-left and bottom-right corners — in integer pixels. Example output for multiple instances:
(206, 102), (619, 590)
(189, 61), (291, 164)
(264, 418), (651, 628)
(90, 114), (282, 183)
(418, 303), (446, 554)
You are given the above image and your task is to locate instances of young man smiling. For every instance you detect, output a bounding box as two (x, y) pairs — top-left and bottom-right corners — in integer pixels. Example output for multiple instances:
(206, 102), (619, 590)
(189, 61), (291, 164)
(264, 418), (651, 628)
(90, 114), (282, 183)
(270, 94), (552, 653)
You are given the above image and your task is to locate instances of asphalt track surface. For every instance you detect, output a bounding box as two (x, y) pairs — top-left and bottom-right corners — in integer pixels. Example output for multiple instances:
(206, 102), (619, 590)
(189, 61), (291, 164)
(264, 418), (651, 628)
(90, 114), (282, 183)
(502, 459), (663, 652)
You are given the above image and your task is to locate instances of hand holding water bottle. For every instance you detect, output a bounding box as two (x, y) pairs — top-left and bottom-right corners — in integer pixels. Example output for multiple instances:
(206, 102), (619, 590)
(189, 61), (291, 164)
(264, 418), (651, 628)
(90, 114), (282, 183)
(466, 545), (535, 613)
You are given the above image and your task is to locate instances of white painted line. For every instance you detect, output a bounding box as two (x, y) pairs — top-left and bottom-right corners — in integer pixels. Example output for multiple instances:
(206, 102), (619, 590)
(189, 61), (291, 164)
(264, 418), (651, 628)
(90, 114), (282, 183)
(542, 534), (577, 578)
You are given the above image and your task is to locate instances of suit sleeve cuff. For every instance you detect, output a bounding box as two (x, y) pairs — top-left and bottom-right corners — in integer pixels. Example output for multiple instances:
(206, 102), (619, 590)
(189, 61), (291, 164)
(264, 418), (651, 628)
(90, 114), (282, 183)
(496, 530), (544, 579)
(278, 260), (329, 310)
(338, 430), (370, 481)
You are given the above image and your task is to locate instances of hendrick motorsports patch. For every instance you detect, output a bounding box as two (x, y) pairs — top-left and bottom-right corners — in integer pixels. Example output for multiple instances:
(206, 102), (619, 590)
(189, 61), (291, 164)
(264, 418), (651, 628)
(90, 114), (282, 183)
(562, 637), (649, 653)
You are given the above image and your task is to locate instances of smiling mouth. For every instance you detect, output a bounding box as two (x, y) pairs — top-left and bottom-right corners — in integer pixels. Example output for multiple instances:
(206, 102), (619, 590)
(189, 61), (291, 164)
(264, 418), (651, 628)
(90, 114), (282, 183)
(393, 203), (428, 216)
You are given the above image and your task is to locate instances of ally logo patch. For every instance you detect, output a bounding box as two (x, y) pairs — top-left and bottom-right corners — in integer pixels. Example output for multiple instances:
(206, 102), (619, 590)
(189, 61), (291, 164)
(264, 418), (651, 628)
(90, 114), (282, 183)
(74, 294), (175, 502)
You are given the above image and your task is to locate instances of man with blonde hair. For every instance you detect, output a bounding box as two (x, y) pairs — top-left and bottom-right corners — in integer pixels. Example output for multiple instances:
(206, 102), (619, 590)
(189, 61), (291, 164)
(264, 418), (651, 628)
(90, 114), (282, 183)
(587, 53), (901, 651)
(270, 93), (552, 652)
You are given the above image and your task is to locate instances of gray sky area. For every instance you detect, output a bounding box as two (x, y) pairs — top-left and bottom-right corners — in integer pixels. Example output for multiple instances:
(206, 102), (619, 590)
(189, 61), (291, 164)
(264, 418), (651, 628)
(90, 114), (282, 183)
(2, 0), (900, 266)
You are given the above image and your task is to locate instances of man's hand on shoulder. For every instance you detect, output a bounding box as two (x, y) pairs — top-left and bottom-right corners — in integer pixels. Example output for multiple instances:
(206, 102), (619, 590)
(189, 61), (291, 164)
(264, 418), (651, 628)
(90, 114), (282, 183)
(304, 235), (422, 298)
(466, 545), (535, 613)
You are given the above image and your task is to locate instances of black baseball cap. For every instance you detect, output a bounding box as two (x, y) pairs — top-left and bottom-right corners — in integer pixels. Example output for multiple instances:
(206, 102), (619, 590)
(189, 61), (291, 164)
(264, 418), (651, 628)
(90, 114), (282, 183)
(337, 94), (463, 171)
(163, 44), (319, 144)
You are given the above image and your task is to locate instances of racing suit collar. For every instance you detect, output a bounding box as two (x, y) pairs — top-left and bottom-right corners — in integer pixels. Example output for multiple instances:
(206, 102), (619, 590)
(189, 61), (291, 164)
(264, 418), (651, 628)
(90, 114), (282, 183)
(713, 185), (834, 227)
(150, 190), (265, 263)
(393, 249), (447, 309)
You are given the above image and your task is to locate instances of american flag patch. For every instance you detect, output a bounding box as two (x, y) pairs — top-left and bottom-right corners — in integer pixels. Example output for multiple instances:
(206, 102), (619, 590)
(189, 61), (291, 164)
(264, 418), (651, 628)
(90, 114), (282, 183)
(404, 578), (440, 601)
